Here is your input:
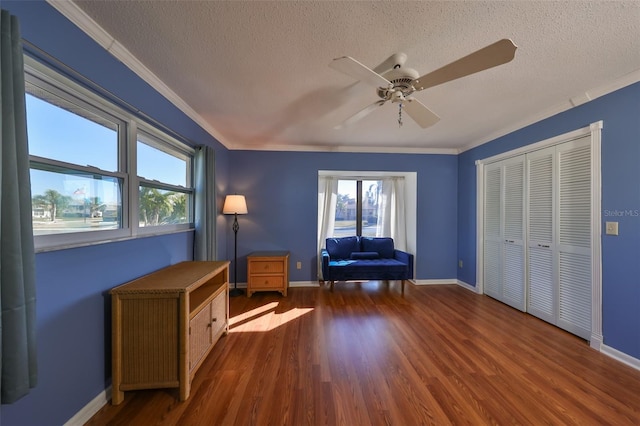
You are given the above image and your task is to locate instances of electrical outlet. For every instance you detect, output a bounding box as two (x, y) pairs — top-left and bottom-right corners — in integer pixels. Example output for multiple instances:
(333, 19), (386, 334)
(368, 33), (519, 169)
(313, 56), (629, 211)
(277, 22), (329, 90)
(605, 221), (619, 236)
(296, 261), (302, 270)
(458, 260), (463, 268)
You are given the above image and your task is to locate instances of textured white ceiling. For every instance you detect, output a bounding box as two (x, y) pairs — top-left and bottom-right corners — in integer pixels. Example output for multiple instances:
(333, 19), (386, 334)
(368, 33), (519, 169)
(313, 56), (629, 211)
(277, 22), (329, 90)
(61, 1), (640, 153)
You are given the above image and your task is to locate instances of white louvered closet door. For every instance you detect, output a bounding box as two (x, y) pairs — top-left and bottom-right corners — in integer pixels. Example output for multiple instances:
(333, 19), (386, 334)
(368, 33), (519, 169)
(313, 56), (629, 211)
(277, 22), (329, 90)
(557, 136), (592, 339)
(483, 135), (592, 339)
(483, 156), (525, 310)
(525, 136), (592, 339)
(527, 146), (556, 323)
(483, 162), (503, 300)
(502, 156), (526, 311)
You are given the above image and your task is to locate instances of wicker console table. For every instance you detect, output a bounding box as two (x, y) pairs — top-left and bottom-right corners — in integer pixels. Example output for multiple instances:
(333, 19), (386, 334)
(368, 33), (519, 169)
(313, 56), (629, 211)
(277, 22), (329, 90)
(110, 261), (229, 404)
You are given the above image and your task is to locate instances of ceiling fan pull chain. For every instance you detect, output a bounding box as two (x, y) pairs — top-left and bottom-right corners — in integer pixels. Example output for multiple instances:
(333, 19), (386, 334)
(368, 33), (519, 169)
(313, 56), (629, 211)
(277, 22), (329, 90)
(398, 103), (403, 127)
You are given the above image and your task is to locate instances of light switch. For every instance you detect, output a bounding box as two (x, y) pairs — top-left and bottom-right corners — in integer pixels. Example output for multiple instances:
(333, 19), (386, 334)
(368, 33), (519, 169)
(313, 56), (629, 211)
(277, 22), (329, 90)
(605, 221), (619, 236)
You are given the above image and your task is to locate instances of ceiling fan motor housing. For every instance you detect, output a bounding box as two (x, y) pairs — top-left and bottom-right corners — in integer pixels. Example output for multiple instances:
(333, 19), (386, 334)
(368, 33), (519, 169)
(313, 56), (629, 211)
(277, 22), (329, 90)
(378, 67), (420, 100)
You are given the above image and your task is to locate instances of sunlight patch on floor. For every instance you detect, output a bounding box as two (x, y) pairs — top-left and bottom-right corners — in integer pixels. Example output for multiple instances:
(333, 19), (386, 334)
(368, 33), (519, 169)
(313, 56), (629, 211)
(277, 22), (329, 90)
(229, 302), (314, 332)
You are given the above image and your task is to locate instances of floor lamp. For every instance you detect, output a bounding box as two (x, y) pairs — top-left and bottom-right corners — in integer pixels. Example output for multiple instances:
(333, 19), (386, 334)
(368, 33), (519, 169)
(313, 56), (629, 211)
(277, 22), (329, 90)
(223, 195), (248, 297)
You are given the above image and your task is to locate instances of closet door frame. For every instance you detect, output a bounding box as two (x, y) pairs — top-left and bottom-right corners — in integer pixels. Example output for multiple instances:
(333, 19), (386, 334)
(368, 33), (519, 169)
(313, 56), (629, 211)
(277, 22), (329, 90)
(475, 121), (602, 349)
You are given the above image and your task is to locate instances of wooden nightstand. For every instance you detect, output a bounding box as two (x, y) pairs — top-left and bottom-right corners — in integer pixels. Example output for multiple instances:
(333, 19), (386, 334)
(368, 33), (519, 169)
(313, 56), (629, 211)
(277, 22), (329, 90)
(247, 251), (290, 297)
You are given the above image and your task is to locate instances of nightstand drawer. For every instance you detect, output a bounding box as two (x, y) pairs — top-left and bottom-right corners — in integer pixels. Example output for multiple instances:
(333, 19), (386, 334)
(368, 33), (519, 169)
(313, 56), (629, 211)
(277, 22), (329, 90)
(252, 261), (284, 273)
(250, 275), (284, 288)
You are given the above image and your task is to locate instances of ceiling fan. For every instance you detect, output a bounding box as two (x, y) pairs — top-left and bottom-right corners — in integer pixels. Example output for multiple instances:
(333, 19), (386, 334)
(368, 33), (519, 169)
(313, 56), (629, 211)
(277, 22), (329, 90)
(329, 39), (517, 129)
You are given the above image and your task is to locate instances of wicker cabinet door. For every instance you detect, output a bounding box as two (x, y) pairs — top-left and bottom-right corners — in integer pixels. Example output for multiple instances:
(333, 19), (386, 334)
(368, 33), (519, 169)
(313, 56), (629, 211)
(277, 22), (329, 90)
(189, 303), (212, 372)
(119, 296), (180, 386)
(210, 291), (226, 338)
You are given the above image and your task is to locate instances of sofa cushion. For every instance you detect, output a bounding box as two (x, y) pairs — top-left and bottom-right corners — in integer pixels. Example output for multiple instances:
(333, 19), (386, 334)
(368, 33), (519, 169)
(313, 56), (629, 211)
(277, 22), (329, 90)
(326, 236), (360, 260)
(361, 237), (394, 258)
(350, 251), (379, 260)
(327, 258), (408, 281)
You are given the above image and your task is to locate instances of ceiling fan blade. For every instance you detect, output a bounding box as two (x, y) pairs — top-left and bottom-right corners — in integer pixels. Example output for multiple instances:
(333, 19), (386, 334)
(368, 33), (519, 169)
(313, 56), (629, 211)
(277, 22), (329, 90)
(413, 39), (517, 91)
(403, 98), (440, 128)
(330, 56), (391, 89)
(335, 100), (387, 129)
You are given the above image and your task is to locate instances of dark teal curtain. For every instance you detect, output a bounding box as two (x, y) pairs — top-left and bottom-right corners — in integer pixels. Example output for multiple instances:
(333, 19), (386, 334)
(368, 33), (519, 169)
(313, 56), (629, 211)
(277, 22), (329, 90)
(0, 8), (38, 404)
(194, 145), (217, 260)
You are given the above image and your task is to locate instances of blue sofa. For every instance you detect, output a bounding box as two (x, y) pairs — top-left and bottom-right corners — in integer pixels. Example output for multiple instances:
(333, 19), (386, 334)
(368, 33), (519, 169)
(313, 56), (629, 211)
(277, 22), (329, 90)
(321, 236), (414, 291)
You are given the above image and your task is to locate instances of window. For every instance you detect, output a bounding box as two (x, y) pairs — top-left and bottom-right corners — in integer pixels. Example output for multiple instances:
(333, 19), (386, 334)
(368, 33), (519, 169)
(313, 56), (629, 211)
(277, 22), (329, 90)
(25, 56), (194, 250)
(137, 131), (193, 229)
(26, 77), (126, 242)
(318, 171), (417, 256)
(334, 179), (384, 237)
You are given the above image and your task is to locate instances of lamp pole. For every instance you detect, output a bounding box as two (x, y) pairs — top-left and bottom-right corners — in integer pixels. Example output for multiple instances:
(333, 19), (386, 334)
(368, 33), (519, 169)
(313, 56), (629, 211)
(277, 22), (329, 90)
(230, 213), (243, 297)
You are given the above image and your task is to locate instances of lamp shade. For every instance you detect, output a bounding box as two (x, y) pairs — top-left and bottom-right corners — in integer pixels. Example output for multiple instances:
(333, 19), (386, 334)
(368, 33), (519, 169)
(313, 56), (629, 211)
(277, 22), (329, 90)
(222, 195), (248, 215)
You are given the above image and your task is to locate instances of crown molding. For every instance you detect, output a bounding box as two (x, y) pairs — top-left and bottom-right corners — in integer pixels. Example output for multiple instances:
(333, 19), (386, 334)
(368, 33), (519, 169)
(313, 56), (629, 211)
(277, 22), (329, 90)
(459, 68), (640, 153)
(229, 142), (458, 155)
(46, 0), (232, 149)
(46, 1), (640, 157)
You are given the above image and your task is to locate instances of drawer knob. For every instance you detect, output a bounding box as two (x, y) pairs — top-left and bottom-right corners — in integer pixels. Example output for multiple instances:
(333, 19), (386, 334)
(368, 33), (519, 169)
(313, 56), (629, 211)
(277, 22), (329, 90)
(212, 318), (217, 323)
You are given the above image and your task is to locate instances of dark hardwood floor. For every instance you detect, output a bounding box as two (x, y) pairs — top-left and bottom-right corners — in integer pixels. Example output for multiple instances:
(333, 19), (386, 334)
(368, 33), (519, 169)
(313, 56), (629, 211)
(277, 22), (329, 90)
(87, 282), (640, 425)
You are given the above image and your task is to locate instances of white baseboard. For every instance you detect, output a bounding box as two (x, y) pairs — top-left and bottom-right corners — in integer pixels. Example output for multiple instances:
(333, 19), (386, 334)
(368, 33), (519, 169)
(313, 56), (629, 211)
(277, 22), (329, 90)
(64, 386), (111, 426)
(412, 279), (458, 285)
(289, 281), (320, 288)
(456, 279), (481, 293)
(590, 334), (603, 351)
(601, 344), (640, 371)
(408, 278), (481, 295)
(228, 281), (320, 290)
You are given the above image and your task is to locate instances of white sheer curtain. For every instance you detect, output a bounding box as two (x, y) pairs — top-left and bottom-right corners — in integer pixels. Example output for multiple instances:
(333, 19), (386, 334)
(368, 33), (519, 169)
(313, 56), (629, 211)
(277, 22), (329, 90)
(317, 176), (338, 279)
(376, 177), (406, 251)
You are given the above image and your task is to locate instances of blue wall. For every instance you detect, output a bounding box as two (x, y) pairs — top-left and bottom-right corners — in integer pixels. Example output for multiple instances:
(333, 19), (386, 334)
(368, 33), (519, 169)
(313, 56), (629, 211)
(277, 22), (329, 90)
(226, 150), (459, 283)
(457, 82), (640, 359)
(2, 2), (228, 425)
(3, 1), (639, 425)
(5, 233), (193, 425)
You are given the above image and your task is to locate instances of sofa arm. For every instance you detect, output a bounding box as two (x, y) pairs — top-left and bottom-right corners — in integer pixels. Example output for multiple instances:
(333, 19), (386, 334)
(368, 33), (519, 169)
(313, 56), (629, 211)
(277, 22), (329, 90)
(394, 249), (414, 279)
(321, 249), (331, 280)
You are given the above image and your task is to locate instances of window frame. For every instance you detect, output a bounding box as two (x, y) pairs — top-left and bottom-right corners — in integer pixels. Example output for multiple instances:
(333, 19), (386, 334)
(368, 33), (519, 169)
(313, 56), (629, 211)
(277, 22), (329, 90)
(24, 55), (195, 252)
(135, 127), (194, 235)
